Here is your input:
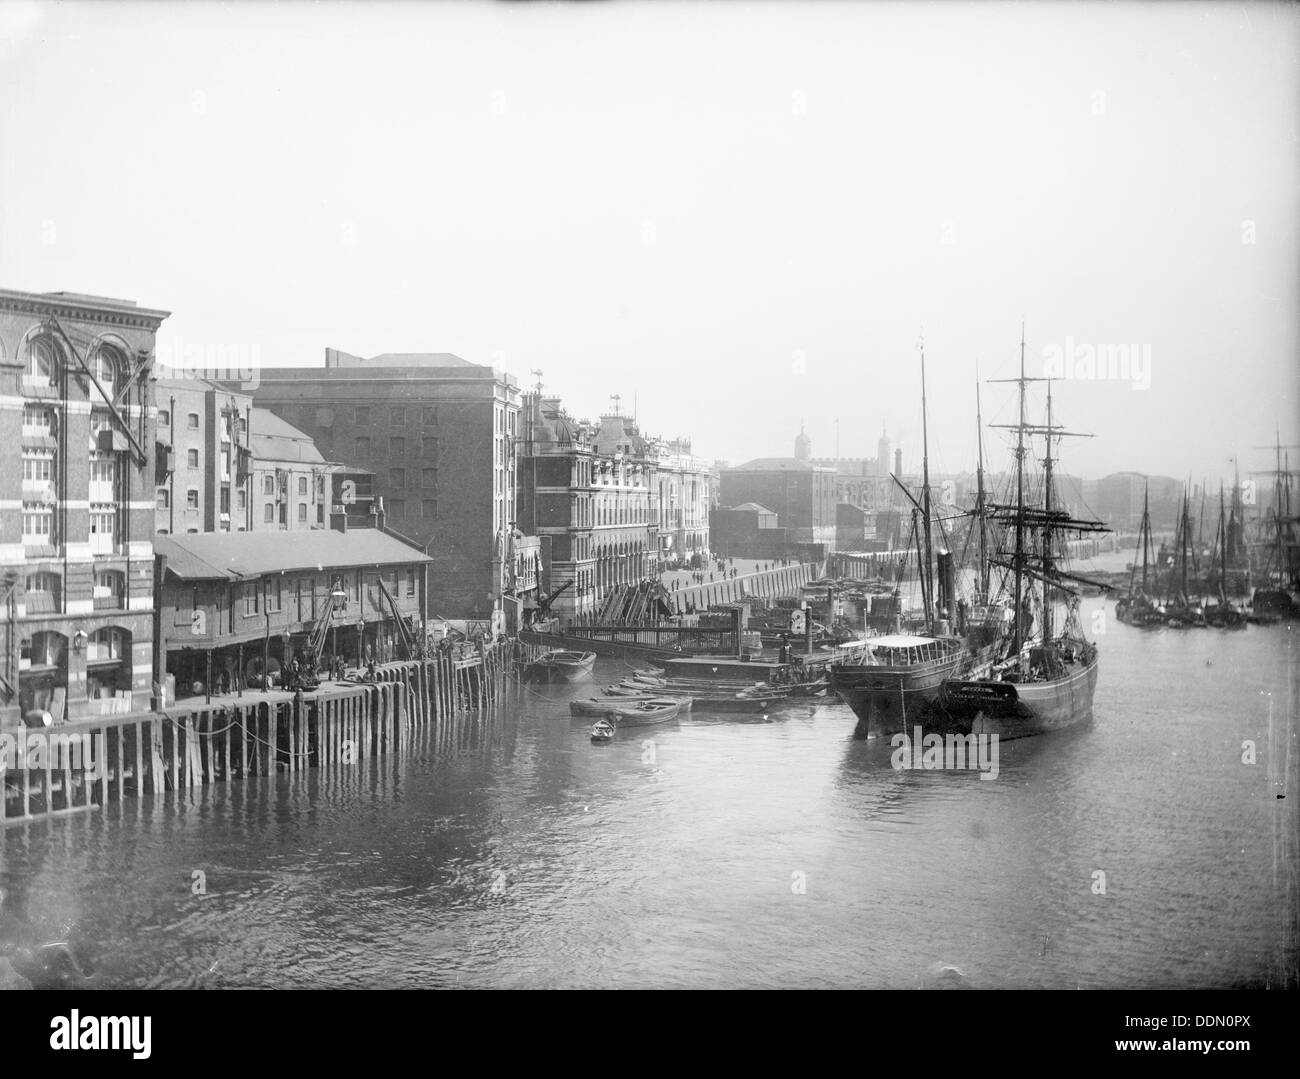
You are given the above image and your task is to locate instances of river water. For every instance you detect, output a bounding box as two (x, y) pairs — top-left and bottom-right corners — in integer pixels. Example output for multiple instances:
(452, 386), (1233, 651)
(2, 562), (1297, 989)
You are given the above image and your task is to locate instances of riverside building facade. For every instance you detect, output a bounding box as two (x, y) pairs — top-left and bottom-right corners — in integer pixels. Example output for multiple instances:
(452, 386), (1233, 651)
(1, 288), (169, 726)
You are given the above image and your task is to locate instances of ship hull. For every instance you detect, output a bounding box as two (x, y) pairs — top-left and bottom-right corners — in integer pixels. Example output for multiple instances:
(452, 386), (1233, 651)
(828, 653), (966, 738)
(938, 656), (1098, 740)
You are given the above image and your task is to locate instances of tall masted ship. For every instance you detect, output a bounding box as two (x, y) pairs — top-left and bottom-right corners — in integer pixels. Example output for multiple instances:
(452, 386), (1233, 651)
(829, 347), (1009, 738)
(938, 333), (1110, 740)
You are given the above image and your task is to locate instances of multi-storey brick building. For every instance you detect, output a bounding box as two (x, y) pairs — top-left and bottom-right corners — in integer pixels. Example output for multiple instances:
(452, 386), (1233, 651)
(588, 411), (662, 589)
(1, 288), (169, 725)
(517, 394), (597, 620)
(154, 376), (252, 534)
(246, 349), (520, 619)
(516, 396), (712, 621)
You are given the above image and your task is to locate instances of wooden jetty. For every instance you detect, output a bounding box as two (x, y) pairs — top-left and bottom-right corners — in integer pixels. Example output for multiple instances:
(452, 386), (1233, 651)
(0, 638), (538, 825)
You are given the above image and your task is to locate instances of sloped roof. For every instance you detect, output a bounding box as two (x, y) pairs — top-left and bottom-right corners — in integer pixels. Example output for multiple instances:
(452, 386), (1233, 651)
(250, 407), (326, 464)
(156, 529), (430, 582)
(723, 502), (776, 514)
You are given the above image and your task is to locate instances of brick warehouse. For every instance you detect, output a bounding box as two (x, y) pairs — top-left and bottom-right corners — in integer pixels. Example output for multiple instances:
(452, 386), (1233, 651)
(0, 288), (169, 726)
(242, 349), (521, 621)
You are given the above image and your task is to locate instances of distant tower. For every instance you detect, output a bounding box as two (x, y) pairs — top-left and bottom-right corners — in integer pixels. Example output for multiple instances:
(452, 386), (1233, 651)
(894, 447), (903, 476)
(794, 421), (811, 463)
(877, 427), (891, 478)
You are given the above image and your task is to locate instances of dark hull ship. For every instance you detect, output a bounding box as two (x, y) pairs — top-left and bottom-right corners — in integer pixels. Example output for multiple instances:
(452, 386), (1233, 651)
(1249, 434), (1300, 619)
(829, 347), (1007, 738)
(932, 331), (1109, 741)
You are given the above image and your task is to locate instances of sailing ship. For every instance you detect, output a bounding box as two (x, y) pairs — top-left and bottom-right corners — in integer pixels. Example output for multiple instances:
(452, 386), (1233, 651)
(937, 333), (1110, 740)
(828, 349), (1003, 739)
(1249, 434), (1300, 618)
(1204, 484), (1247, 629)
(1163, 486), (1207, 627)
(1114, 482), (1165, 626)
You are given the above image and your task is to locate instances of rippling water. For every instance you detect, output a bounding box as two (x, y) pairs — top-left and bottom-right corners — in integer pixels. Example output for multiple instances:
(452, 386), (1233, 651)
(2, 588), (1297, 989)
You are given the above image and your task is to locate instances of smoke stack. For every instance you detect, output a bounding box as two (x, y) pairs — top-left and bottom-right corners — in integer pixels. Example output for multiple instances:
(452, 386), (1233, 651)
(894, 448), (902, 476)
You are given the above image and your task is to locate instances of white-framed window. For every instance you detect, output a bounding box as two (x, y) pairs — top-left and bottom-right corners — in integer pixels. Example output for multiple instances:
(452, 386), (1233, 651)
(22, 503), (53, 544)
(22, 403), (55, 436)
(93, 570), (125, 609)
(186, 488), (199, 509)
(297, 476), (307, 496)
(24, 335), (61, 382)
(89, 504), (115, 552)
(86, 628), (125, 663)
(263, 475), (275, 495)
(89, 454), (115, 501)
(158, 407), (170, 428)
(89, 409), (114, 450)
(187, 412), (200, 430)
(23, 572), (60, 613)
(157, 487), (169, 509)
(92, 346), (120, 402)
(22, 449), (55, 484)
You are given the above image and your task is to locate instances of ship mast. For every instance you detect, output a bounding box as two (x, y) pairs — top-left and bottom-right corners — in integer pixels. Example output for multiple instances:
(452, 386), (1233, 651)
(1141, 482), (1151, 592)
(920, 341), (934, 633)
(1181, 487), (1190, 601)
(975, 371), (989, 603)
(1219, 482), (1228, 601)
(1013, 329), (1027, 651)
(986, 327), (1109, 653)
(1042, 383), (1056, 642)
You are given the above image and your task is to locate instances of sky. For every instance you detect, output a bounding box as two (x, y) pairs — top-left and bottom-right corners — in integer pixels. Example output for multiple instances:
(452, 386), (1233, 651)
(1, 0), (1296, 485)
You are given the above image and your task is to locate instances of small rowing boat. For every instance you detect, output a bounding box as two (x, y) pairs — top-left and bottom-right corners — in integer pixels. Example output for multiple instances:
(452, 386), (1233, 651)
(522, 650), (597, 683)
(600, 699), (682, 727)
(571, 696), (692, 717)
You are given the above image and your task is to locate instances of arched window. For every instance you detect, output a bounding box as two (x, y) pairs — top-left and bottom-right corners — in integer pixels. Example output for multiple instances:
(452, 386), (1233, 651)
(25, 334), (62, 382)
(92, 344), (123, 402)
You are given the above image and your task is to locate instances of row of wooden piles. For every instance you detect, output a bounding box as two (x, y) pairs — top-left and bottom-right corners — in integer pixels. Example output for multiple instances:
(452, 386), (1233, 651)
(0, 638), (547, 825)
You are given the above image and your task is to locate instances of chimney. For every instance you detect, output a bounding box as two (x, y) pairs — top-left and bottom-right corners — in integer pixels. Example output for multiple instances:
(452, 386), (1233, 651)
(894, 448), (903, 476)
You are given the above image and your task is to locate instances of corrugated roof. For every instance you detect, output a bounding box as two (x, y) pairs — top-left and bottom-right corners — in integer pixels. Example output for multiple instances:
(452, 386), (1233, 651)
(156, 529), (431, 582)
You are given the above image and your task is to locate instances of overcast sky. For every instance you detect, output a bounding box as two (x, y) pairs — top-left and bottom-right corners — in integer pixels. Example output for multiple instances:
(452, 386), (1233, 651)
(2, 1), (1296, 484)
